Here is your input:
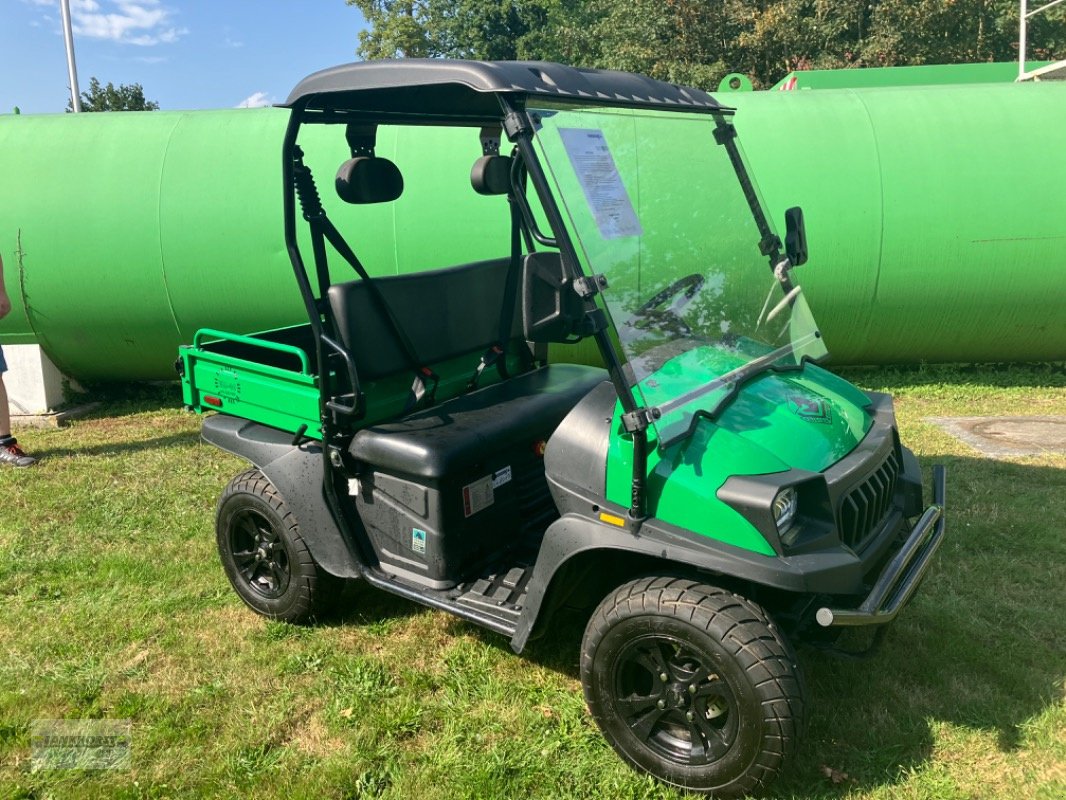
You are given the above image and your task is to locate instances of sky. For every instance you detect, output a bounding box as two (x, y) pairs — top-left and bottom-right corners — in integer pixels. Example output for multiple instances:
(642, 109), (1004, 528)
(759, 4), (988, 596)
(1, 1), (368, 114)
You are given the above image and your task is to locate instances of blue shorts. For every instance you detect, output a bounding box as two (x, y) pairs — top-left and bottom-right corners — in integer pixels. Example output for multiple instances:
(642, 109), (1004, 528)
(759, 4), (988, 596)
(0, 344), (6, 374)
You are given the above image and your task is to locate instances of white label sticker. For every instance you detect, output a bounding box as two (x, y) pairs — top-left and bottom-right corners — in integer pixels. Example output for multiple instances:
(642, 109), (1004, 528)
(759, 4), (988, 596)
(558, 128), (643, 240)
(347, 478), (359, 496)
(462, 476), (494, 518)
(491, 466), (513, 489)
(411, 528), (426, 554)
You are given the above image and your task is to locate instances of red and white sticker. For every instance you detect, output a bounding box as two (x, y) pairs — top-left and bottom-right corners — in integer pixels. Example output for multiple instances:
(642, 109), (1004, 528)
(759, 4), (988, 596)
(462, 476), (494, 518)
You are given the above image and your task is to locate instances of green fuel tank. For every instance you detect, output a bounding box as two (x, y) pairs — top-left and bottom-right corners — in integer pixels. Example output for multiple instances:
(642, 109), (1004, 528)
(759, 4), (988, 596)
(0, 109), (510, 380)
(1, 79), (1064, 380)
(726, 80), (1066, 364)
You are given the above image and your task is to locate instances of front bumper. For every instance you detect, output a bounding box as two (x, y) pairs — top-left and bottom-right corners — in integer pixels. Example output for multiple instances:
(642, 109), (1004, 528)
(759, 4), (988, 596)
(816, 465), (946, 627)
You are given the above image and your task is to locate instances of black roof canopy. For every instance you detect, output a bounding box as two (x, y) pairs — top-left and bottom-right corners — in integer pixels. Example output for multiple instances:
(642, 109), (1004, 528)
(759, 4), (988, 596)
(281, 59), (724, 121)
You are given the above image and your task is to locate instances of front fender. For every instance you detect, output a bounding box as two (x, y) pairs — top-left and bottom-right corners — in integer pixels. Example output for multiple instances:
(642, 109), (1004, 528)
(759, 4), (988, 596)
(510, 511), (864, 652)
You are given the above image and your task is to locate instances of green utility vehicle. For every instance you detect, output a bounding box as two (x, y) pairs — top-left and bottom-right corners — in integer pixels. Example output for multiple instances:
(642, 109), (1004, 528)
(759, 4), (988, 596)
(179, 60), (946, 796)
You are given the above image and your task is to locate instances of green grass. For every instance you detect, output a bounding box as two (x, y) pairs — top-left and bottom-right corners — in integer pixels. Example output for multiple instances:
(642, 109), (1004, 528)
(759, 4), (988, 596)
(1, 364), (1063, 799)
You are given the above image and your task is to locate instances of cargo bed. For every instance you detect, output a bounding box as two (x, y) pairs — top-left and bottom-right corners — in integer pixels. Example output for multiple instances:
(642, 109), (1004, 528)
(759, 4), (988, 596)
(178, 320), (530, 441)
(178, 324), (322, 438)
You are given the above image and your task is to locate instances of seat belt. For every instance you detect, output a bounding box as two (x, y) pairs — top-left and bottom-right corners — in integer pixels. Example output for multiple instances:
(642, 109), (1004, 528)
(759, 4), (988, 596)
(309, 214), (438, 411)
(293, 147), (436, 412)
(468, 191), (534, 391)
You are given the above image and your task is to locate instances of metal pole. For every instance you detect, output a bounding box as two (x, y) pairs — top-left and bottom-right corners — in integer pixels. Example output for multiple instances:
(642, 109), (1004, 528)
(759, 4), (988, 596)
(60, 0), (82, 112)
(1019, 1), (1028, 80)
(1021, 0), (1066, 80)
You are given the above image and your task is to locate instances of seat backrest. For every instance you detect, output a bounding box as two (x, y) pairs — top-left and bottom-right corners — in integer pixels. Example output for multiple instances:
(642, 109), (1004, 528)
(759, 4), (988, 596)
(326, 257), (520, 382)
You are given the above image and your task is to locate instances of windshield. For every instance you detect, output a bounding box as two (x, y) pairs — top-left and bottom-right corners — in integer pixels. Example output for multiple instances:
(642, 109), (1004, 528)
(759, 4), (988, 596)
(530, 104), (828, 449)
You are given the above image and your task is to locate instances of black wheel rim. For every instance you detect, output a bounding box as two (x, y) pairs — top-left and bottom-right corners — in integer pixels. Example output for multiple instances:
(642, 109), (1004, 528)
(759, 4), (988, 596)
(611, 633), (740, 766)
(227, 508), (292, 600)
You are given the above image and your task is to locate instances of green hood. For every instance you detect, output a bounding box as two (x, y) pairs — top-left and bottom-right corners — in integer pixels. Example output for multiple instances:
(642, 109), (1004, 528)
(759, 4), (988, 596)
(710, 363), (872, 473)
(606, 357), (874, 555)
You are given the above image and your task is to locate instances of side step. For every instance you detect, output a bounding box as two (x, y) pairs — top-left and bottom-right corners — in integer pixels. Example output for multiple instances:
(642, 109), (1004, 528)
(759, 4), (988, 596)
(360, 558), (536, 639)
(455, 563), (534, 625)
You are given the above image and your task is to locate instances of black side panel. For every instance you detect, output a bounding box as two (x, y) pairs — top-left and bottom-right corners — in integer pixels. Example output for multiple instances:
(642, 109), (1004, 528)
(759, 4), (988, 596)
(349, 364), (606, 586)
(899, 445), (924, 517)
(202, 415), (362, 579)
(510, 513), (865, 653)
(543, 380), (615, 515)
(353, 446), (548, 589)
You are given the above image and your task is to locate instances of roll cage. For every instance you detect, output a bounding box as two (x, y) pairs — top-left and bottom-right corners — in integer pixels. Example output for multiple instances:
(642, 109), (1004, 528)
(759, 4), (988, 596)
(278, 59), (791, 523)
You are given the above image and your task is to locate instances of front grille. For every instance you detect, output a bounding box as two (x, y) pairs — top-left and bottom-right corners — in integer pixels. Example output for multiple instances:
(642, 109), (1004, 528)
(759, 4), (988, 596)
(837, 449), (900, 550)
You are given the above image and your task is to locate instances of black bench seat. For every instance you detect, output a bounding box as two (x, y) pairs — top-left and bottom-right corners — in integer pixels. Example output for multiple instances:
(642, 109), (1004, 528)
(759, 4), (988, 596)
(329, 256), (608, 587)
(350, 364), (608, 479)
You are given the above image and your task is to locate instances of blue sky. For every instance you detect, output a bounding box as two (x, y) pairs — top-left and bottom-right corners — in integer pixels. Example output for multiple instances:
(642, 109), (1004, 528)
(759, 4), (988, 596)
(2, 1), (368, 114)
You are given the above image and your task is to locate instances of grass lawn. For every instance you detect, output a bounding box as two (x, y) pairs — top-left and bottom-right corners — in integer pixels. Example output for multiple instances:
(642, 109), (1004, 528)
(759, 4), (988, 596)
(1, 365), (1063, 799)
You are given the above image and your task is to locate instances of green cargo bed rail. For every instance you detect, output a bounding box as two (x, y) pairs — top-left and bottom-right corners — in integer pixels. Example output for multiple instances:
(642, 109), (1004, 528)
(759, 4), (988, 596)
(179, 321), (530, 442)
(193, 328), (313, 374)
(180, 324), (322, 438)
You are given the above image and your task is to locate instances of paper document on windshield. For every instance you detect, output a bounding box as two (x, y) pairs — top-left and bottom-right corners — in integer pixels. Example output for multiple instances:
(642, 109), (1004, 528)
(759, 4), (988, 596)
(559, 128), (643, 240)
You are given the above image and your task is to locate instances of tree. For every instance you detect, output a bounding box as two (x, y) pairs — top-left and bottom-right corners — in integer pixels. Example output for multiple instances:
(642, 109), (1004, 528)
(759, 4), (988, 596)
(544, 1), (739, 87)
(67, 77), (160, 112)
(346, 0), (552, 60)
(349, 1), (1066, 90)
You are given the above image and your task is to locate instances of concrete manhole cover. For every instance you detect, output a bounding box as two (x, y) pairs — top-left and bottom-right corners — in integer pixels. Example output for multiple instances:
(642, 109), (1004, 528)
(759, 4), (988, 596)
(927, 416), (1066, 457)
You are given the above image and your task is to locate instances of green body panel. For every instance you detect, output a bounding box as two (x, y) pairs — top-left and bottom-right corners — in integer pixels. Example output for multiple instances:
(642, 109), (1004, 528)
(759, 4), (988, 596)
(707, 363), (872, 469)
(605, 358), (873, 555)
(3, 76), (1066, 378)
(180, 352), (320, 437)
(179, 326), (321, 436)
(766, 61), (1049, 91)
(341, 350), (524, 434)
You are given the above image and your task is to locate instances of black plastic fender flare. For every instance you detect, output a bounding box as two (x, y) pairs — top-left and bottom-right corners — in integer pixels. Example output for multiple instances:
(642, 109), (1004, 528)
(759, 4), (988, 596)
(510, 512), (863, 652)
(202, 415), (363, 579)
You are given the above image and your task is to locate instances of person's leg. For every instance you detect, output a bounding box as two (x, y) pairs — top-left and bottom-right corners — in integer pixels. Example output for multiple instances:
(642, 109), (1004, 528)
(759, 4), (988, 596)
(0, 373), (10, 437)
(0, 348), (35, 466)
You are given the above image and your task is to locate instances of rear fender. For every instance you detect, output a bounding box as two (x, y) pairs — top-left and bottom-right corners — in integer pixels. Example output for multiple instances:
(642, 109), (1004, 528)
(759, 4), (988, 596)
(202, 415), (362, 578)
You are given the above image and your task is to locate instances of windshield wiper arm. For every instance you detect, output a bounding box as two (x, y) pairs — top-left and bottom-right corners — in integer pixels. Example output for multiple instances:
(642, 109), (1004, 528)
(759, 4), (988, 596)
(653, 331), (823, 449)
(656, 342), (793, 419)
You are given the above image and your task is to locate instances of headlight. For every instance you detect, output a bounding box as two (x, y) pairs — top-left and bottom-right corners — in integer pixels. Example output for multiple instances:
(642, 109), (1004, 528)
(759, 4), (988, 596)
(772, 488), (798, 533)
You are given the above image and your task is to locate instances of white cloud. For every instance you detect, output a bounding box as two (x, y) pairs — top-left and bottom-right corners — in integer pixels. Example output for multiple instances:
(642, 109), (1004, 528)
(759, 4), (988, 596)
(236, 92), (273, 109)
(25, 1), (187, 46)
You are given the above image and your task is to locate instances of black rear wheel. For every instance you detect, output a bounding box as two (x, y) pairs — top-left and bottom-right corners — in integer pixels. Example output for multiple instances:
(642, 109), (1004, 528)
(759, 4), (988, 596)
(216, 468), (338, 623)
(581, 577), (804, 797)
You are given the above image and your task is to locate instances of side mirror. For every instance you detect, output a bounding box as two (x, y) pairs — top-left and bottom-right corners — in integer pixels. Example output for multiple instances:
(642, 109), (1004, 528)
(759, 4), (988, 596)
(784, 206), (808, 267)
(521, 252), (585, 343)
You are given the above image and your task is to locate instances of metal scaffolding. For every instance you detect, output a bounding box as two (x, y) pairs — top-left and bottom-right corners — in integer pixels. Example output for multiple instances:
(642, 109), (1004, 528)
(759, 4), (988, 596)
(1018, 0), (1066, 80)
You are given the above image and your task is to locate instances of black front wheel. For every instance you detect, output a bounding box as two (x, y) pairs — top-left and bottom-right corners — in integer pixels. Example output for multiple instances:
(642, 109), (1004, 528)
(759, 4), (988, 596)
(581, 577), (804, 797)
(216, 468), (338, 623)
